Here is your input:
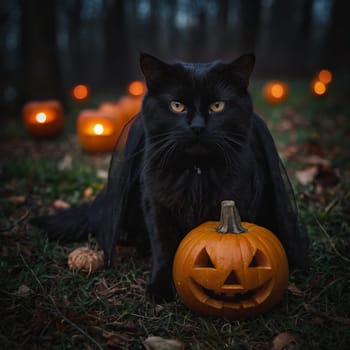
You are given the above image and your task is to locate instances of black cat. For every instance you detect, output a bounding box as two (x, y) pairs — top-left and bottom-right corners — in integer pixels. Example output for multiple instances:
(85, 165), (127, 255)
(33, 53), (309, 302)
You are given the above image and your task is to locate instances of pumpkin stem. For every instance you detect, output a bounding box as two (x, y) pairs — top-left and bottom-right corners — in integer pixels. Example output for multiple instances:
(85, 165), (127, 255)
(216, 200), (247, 234)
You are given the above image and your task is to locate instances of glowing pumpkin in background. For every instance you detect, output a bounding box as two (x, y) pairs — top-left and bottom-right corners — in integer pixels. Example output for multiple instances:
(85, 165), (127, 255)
(173, 200), (289, 319)
(263, 80), (289, 104)
(98, 101), (122, 119)
(77, 110), (125, 152)
(22, 100), (64, 137)
(117, 95), (143, 120)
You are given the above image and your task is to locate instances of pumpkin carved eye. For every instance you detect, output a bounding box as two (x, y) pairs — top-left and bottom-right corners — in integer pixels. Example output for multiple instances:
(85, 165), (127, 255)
(170, 101), (186, 113)
(209, 101), (225, 112)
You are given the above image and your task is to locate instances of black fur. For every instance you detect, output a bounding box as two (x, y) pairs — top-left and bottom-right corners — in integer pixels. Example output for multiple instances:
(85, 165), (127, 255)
(33, 53), (309, 302)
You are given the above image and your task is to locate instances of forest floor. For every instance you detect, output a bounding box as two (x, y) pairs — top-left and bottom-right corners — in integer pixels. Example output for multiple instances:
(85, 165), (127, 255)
(1, 79), (349, 349)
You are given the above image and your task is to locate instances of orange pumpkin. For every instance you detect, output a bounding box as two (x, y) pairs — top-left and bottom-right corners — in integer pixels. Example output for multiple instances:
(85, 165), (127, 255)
(98, 101), (122, 118)
(22, 100), (64, 137)
(262, 80), (289, 104)
(117, 95), (142, 120)
(173, 200), (289, 319)
(77, 110), (126, 152)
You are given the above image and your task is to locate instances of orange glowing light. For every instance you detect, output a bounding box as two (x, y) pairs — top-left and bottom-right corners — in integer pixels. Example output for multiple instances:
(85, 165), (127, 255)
(318, 70), (332, 85)
(128, 81), (146, 97)
(93, 123), (104, 135)
(270, 84), (284, 98)
(72, 84), (89, 101)
(35, 112), (47, 123)
(312, 80), (327, 95)
(262, 81), (289, 104)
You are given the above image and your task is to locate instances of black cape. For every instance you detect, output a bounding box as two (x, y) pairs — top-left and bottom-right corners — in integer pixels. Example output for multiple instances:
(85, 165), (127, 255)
(33, 113), (309, 269)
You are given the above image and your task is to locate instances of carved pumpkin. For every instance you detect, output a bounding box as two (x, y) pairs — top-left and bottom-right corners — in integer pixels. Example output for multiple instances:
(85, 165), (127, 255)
(173, 200), (289, 319)
(117, 95), (142, 120)
(77, 109), (127, 152)
(22, 100), (64, 137)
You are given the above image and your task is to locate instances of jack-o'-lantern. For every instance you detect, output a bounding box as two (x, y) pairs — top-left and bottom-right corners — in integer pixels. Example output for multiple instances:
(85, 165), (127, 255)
(117, 95), (142, 120)
(173, 200), (289, 319)
(77, 110), (126, 152)
(22, 100), (64, 137)
(262, 81), (289, 104)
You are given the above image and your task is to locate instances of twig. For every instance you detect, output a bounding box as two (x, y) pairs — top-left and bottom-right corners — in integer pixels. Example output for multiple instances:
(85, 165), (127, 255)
(19, 254), (103, 350)
(309, 277), (343, 304)
(314, 215), (350, 263)
(0, 209), (30, 234)
(304, 303), (350, 326)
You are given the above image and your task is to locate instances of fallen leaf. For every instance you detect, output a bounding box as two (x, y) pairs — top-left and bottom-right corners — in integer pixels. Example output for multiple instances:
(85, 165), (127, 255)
(143, 336), (185, 350)
(287, 282), (304, 296)
(83, 186), (94, 199)
(53, 199), (71, 209)
(297, 155), (330, 166)
(280, 145), (298, 160)
(1, 246), (8, 257)
(270, 332), (299, 350)
(9, 195), (26, 205)
(154, 304), (164, 314)
(16, 284), (32, 296)
(58, 154), (73, 170)
(295, 166), (318, 185)
(314, 165), (339, 194)
(301, 139), (325, 157)
(102, 330), (128, 347)
(97, 169), (108, 179)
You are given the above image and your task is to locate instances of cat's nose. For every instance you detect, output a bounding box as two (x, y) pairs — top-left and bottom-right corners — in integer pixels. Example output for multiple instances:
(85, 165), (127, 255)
(190, 115), (206, 135)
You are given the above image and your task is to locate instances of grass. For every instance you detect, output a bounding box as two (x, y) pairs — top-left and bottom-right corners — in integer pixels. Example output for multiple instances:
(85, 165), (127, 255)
(1, 79), (349, 349)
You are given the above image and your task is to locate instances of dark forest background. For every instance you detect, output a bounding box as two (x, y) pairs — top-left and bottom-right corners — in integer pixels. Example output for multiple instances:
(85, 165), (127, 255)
(1, 0), (349, 114)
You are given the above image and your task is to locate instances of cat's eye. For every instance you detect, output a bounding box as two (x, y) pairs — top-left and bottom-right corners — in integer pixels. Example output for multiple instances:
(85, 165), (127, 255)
(209, 101), (225, 113)
(170, 101), (186, 113)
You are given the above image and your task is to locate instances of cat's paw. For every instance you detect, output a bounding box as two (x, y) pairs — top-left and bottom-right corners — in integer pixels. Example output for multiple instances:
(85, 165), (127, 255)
(146, 281), (175, 303)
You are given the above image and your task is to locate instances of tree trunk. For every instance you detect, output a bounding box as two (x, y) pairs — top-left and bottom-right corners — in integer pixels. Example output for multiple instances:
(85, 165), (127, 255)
(104, 0), (131, 90)
(326, 0), (350, 70)
(294, 0), (313, 74)
(239, 0), (261, 53)
(20, 0), (65, 104)
(67, 0), (84, 85)
(265, 0), (295, 73)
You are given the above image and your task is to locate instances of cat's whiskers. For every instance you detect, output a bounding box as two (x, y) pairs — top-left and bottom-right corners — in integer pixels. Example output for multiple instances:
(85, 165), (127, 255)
(143, 135), (178, 173)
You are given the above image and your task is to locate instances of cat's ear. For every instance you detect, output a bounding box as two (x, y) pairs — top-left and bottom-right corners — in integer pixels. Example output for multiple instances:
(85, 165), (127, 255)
(140, 53), (171, 90)
(228, 53), (255, 88)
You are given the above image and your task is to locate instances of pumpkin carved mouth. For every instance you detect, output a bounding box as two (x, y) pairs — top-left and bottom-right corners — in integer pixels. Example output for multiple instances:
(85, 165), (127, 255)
(192, 279), (273, 305)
